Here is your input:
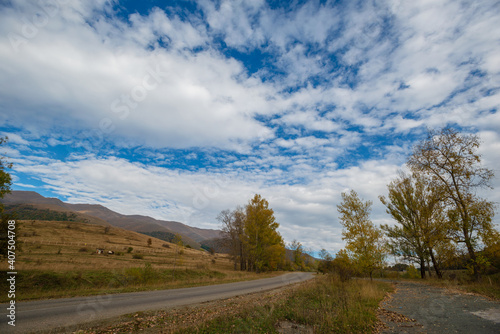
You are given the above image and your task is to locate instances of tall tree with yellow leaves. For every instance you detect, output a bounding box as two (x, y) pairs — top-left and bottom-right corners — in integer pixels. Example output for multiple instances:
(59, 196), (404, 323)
(380, 172), (449, 279)
(337, 190), (385, 280)
(244, 194), (285, 272)
(408, 128), (497, 280)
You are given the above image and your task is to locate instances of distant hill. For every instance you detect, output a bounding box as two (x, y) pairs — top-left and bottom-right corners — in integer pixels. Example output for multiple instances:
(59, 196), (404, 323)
(2, 191), (222, 250)
(3, 203), (111, 226)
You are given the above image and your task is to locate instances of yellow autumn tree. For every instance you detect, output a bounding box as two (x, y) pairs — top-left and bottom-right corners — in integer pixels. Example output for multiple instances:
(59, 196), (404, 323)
(337, 190), (385, 280)
(408, 127), (497, 280)
(380, 172), (450, 279)
(244, 194), (285, 272)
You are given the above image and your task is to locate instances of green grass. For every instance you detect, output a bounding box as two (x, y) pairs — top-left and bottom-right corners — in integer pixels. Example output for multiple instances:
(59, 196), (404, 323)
(174, 275), (392, 334)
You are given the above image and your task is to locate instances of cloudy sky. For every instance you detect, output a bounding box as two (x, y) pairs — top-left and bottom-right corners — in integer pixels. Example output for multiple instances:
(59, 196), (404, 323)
(1, 0), (499, 254)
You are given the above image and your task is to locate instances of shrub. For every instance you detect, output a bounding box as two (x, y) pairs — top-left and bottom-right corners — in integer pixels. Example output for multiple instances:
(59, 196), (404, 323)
(402, 265), (420, 279)
(133, 254), (144, 259)
(127, 247), (134, 253)
(78, 247), (88, 252)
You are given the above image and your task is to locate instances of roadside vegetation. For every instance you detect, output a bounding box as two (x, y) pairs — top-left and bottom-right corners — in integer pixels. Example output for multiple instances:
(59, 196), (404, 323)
(321, 128), (500, 298)
(382, 267), (500, 300)
(79, 274), (392, 334)
(0, 218), (281, 302)
(175, 274), (391, 334)
(0, 264), (281, 303)
(217, 194), (286, 272)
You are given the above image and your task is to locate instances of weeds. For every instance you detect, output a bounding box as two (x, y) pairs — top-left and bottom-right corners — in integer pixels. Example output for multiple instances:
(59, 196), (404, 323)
(175, 275), (392, 334)
(421, 272), (500, 300)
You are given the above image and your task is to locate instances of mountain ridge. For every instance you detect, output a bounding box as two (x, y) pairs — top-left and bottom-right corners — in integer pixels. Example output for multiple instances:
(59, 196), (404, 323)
(2, 190), (222, 245)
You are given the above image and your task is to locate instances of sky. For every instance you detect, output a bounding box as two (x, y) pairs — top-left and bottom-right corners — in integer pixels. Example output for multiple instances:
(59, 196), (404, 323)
(1, 0), (499, 255)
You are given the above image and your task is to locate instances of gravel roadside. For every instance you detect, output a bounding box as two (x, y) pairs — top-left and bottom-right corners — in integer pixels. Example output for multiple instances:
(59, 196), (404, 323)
(378, 281), (500, 334)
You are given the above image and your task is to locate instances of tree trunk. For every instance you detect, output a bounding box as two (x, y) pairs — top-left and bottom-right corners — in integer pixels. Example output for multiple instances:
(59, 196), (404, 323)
(429, 248), (443, 279)
(420, 258), (426, 279)
(239, 241), (246, 271)
(465, 239), (480, 281)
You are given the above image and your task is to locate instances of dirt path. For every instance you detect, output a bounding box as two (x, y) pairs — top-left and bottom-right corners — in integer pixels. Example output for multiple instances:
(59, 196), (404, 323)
(378, 281), (500, 334)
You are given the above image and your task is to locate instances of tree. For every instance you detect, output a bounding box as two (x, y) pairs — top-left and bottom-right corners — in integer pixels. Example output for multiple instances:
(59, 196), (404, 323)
(0, 137), (12, 200)
(317, 248), (334, 274)
(217, 207), (247, 271)
(289, 239), (304, 269)
(408, 128), (496, 280)
(337, 190), (385, 280)
(0, 137), (13, 259)
(147, 238), (152, 247)
(244, 194), (285, 272)
(380, 172), (448, 279)
(331, 249), (354, 282)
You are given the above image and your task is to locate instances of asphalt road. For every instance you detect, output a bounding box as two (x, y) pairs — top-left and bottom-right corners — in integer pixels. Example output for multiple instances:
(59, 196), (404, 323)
(0, 272), (314, 333)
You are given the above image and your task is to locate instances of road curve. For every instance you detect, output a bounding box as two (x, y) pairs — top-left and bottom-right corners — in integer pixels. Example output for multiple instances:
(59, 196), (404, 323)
(1, 272), (314, 333)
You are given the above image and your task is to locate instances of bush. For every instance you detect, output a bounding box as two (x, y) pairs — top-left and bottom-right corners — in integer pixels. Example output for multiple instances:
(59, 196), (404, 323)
(133, 254), (144, 259)
(78, 247), (88, 252)
(402, 265), (420, 279)
(127, 247), (134, 253)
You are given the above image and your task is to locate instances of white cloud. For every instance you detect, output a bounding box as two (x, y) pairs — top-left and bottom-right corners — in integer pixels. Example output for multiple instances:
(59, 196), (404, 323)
(0, 1), (277, 151)
(0, 132), (29, 146)
(2, 0), (500, 254)
(9, 148), (408, 254)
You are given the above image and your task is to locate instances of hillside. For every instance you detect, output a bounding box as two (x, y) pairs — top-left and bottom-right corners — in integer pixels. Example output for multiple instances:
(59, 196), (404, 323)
(1, 191), (222, 249)
(0, 218), (227, 272)
(3, 203), (112, 226)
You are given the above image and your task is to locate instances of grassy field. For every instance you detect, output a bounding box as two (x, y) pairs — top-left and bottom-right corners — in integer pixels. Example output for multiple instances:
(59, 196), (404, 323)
(78, 274), (392, 334)
(0, 220), (280, 302)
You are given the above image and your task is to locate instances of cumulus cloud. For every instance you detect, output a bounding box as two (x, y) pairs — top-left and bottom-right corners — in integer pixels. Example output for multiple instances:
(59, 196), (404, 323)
(2, 0), (500, 254)
(0, 1), (276, 151)
(10, 145), (404, 252)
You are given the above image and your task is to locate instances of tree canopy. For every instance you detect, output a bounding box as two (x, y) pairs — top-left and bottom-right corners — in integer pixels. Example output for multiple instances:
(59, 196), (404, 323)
(337, 190), (386, 280)
(380, 172), (448, 278)
(407, 127), (497, 279)
(218, 194), (285, 272)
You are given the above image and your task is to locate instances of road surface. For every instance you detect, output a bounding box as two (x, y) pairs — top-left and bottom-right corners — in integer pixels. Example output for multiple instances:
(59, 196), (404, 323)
(0, 272), (313, 333)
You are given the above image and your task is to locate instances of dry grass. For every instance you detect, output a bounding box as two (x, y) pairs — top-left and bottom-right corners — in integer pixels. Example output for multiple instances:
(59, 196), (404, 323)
(0, 220), (282, 302)
(418, 273), (500, 300)
(384, 270), (500, 300)
(2, 220), (234, 272)
(78, 275), (392, 334)
(171, 274), (392, 334)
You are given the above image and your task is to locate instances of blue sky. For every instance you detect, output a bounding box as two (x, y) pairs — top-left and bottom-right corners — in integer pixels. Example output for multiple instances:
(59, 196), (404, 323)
(1, 0), (499, 254)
